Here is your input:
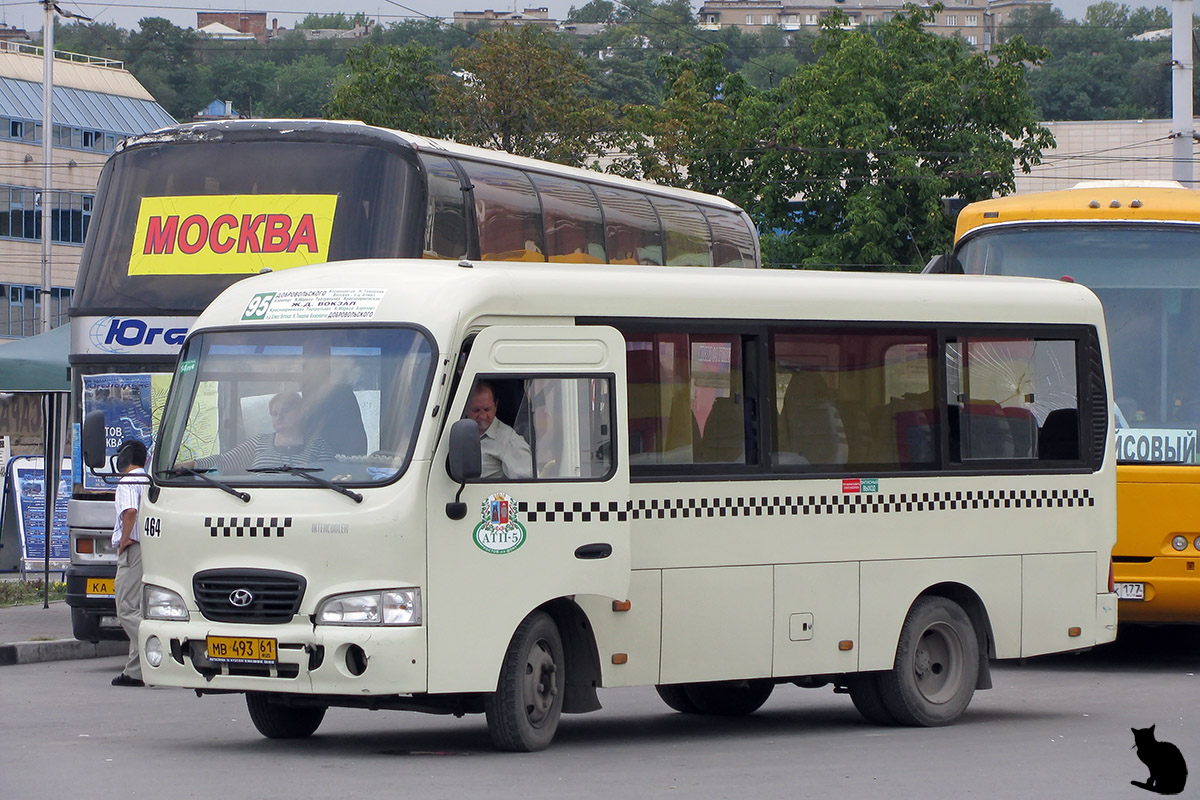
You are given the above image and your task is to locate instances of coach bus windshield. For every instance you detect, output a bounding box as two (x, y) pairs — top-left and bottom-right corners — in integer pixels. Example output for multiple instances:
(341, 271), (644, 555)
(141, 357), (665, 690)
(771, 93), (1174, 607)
(956, 223), (1200, 464)
(154, 326), (435, 486)
(75, 139), (418, 313)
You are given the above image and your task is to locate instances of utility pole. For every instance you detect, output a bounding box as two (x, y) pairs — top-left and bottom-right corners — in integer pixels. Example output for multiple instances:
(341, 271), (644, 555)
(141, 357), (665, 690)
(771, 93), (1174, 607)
(39, 0), (52, 334)
(1170, 0), (1194, 186)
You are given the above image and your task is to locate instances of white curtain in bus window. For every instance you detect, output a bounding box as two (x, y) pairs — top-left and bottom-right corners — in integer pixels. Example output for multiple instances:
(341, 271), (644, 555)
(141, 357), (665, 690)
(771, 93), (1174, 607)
(946, 338), (1078, 461)
(770, 329), (937, 469)
(651, 197), (712, 267)
(594, 186), (663, 266)
(704, 208), (757, 268)
(521, 377), (614, 479)
(420, 155), (468, 259)
(527, 173), (606, 263)
(462, 162), (546, 262)
(624, 332), (746, 465)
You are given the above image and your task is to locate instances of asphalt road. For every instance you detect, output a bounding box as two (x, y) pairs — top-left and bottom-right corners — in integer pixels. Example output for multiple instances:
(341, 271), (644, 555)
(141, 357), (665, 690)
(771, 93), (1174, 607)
(2, 626), (1197, 800)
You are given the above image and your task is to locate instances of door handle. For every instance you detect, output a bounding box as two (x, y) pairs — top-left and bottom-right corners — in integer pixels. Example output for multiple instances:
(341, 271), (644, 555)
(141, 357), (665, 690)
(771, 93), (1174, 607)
(574, 543), (612, 560)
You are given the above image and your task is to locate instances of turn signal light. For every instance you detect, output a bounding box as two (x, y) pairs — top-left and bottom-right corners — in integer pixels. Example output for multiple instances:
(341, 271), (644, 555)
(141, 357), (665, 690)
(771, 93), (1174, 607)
(612, 600), (631, 612)
(76, 538), (94, 554)
(838, 640), (854, 651)
(611, 653), (628, 665)
(1068, 627), (1082, 637)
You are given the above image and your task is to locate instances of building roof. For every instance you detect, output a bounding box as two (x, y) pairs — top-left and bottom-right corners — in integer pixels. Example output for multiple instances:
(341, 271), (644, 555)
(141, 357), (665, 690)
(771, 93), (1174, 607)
(198, 21), (258, 39)
(0, 76), (177, 135)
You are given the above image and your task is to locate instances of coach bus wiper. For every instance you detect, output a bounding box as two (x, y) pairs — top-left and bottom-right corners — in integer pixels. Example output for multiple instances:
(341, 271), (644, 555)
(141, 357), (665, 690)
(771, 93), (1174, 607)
(162, 467), (251, 503)
(247, 466), (364, 503)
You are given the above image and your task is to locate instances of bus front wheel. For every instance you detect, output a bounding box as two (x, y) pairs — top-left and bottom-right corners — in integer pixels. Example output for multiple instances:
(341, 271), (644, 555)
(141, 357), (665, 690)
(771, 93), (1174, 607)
(655, 684), (701, 713)
(878, 596), (979, 726)
(484, 611), (565, 752)
(844, 673), (897, 725)
(245, 693), (326, 739)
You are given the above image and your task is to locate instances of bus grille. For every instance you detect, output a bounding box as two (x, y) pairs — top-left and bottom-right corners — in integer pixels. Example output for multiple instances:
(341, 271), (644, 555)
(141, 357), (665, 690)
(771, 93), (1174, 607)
(193, 569), (306, 623)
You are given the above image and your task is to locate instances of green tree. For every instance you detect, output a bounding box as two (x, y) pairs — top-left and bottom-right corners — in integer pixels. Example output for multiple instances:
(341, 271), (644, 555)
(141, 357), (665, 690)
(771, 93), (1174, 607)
(260, 56), (339, 118)
(438, 25), (625, 165)
(567, 0), (617, 24)
(629, 7), (1053, 270)
(324, 43), (444, 135)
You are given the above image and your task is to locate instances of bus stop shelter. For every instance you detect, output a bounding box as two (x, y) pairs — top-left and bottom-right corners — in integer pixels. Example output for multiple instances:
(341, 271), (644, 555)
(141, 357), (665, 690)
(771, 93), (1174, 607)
(0, 324), (70, 603)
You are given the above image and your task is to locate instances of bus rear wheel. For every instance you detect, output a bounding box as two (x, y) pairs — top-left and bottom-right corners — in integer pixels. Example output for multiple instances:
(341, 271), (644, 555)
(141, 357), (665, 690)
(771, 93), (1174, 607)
(683, 680), (774, 716)
(245, 692), (326, 739)
(484, 611), (565, 752)
(878, 596), (979, 726)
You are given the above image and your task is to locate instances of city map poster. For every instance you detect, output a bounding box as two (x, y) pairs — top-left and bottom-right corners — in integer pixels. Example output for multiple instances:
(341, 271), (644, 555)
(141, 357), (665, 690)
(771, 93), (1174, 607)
(5, 456), (72, 568)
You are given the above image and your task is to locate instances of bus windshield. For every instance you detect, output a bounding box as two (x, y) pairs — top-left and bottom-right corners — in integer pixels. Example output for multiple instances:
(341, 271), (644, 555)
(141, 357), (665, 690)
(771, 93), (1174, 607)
(957, 223), (1200, 463)
(154, 326), (434, 486)
(75, 139), (418, 313)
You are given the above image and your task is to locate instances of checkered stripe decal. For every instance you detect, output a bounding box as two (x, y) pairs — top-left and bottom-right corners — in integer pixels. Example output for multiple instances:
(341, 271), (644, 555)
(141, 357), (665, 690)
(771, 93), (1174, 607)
(518, 489), (1093, 523)
(206, 516), (292, 537)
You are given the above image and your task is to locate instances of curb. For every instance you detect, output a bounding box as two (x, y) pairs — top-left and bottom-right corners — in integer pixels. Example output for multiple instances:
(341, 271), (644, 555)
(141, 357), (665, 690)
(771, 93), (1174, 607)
(0, 638), (126, 666)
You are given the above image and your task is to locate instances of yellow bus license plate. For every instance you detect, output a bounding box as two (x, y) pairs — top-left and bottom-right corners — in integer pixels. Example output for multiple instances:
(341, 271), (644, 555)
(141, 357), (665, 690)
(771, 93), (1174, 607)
(206, 635), (278, 664)
(86, 578), (114, 597)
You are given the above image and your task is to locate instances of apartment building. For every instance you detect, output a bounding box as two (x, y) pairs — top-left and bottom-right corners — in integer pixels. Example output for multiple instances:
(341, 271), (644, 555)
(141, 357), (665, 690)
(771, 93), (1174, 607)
(0, 42), (176, 340)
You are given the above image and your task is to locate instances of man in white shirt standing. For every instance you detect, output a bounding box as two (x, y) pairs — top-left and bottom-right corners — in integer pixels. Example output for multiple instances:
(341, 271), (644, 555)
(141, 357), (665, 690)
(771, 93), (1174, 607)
(111, 439), (148, 687)
(467, 381), (532, 480)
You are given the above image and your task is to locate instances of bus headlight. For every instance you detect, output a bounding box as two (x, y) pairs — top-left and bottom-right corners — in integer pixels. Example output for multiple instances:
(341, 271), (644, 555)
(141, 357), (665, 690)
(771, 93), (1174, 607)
(316, 589), (422, 626)
(144, 584), (190, 621)
(1172, 536), (1188, 551)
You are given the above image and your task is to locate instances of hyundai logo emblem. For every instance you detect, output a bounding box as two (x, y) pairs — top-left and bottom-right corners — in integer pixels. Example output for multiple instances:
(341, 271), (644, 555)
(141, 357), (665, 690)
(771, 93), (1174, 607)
(229, 588), (254, 607)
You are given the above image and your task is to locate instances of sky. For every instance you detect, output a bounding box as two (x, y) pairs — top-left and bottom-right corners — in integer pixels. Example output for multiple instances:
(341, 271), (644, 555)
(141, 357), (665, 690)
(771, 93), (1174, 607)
(0, 0), (1178, 35)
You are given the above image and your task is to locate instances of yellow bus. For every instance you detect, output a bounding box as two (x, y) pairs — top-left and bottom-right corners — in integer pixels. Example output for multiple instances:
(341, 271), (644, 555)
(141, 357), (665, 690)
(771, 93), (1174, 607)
(927, 181), (1200, 624)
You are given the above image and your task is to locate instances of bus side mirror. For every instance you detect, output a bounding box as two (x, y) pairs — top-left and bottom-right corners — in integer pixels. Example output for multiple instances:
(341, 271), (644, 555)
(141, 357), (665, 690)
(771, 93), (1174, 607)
(82, 411), (107, 470)
(446, 418), (481, 520)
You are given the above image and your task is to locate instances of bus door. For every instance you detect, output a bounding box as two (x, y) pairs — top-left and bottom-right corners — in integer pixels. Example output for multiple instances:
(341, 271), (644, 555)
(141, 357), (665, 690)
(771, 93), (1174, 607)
(426, 325), (631, 692)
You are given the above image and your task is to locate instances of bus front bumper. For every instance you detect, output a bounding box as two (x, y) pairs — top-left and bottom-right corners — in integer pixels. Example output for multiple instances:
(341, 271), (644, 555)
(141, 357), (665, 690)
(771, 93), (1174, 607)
(1114, 557), (1200, 623)
(138, 619), (427, 695)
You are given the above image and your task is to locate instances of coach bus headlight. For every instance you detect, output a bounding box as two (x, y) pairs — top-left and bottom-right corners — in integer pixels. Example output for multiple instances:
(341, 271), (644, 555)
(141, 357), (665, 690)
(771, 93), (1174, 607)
(1172, 535), (1188, 551)
(316, 589), (422, 626)
(144, 584), (190, 621)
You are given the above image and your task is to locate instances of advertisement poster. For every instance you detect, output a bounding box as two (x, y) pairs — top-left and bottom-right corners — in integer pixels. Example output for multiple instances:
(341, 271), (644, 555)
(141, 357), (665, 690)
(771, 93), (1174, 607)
(6, 456), (71, 569)
(78, 373), (156, 490)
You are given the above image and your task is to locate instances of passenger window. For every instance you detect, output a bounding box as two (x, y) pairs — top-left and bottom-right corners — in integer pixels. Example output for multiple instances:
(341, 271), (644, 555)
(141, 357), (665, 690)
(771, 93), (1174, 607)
(595, 186), (663, 265)
(463, 376), (614, 481)
(946, 338), (1078, 461)
(462, 162), (545, 262)
(704, 208), (758, 268)
(771, 328), (937, 469)
(652, 198), (711, 266)
(624, 332), (749, 467)
(528, 173), (606, 263)
(420, 155), (467, 259)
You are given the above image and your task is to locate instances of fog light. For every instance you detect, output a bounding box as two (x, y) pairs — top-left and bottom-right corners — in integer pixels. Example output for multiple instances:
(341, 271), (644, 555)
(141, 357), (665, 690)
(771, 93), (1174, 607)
(1194, 536), (1200, 552)
(145, 636), (163, 668)
(1172, 535), (1188, 551)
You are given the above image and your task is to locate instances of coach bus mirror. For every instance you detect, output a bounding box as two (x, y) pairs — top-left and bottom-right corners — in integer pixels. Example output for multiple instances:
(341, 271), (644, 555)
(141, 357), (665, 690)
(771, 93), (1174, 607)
(82, 410), (107, 470)
(923, 254), (963, 275)
(446, 418), (482, 520)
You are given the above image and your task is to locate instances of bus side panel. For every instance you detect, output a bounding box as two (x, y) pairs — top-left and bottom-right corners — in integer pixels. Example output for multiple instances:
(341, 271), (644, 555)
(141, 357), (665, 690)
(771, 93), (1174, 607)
(858, 557), (1022, 671)
(578, 569), (662, 688)
(1116, 466), (1200, 623)
(1021, 552), (1101, 656)
(772, 562), (859, 678)
(660, 566), (772, 683)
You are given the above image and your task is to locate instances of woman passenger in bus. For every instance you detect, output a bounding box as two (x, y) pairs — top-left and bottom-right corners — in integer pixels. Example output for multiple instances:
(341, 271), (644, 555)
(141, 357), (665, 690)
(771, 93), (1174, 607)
(179, 391), (334, 473)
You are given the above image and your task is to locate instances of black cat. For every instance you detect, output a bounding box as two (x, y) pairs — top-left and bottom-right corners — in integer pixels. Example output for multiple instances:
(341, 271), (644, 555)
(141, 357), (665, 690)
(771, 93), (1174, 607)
(1131, 725), (1188, 795)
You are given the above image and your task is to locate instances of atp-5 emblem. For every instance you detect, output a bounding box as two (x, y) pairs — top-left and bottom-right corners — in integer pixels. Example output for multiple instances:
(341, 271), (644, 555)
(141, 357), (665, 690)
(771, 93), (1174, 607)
(473, 493), (526, 555)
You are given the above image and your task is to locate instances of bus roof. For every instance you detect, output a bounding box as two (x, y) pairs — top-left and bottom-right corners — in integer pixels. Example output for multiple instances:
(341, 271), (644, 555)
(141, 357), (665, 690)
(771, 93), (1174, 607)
(123, 118), (745, 212)
(192, 260), (1106, 346)
(955, 185), (1200, 242)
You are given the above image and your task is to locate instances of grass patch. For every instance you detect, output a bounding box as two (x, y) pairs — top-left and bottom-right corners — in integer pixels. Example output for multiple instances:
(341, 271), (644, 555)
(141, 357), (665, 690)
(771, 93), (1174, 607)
(0, 580), (67, 606)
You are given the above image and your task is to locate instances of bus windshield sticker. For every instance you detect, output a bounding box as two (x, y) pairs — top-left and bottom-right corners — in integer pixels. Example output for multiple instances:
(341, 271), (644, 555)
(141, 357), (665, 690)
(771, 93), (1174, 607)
(842, 478), (879, 494)
(473, 493), (527, 555)
(128, 194), (338, 276)
(240, 288), (386, 322)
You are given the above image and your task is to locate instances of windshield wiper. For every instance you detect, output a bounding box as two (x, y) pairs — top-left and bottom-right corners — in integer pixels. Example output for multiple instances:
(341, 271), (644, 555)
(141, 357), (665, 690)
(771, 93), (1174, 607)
(161, 467), (251, 503)
(247, 466), (363, 503)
